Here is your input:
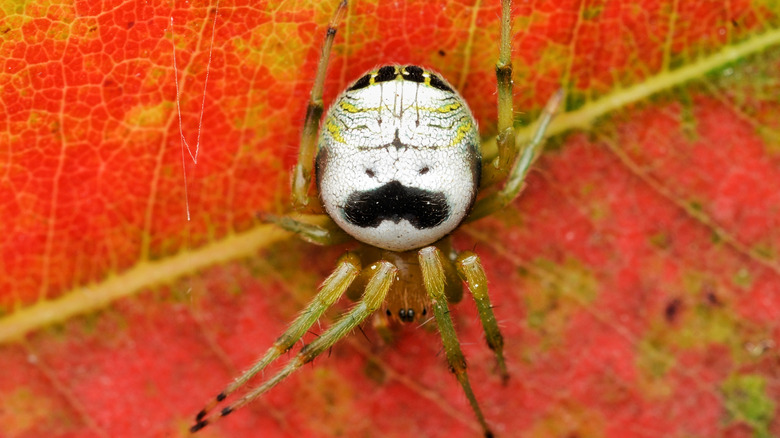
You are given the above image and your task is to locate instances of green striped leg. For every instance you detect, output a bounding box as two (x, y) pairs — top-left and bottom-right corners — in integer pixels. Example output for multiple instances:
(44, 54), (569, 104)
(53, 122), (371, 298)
(291, 0), (348, 210)
(471, 0), (564, 222)
(191, 252), (362, 432)
(419, 246), (494, 438)
(481, 0), (516, 189)
(264, 213), (352, 246)
(191, 259), (396, 433)
(456, 251), (508, 383)
(468, 88), (563, 222)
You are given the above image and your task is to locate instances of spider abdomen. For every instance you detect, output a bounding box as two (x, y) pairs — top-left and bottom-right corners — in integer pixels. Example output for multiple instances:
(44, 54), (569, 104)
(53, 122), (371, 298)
(316, 65), (481, 252)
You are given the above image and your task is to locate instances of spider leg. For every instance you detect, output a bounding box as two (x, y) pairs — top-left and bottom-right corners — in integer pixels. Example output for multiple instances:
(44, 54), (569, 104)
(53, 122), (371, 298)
(292, 0), (348, 210)
(467, 89), (564, 222)
(480, 0), (516, 190)
(191, 251), (361, 431)
(455, 251), (508, 384)
(265, 213), (352, 246)
(419, 246), (494, 438)
(469, 0), (564, 221)
(191, 259), (396, 433)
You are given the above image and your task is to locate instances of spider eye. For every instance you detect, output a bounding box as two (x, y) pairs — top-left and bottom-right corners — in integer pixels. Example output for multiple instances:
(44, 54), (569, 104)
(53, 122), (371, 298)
(398, 308), (415, 322)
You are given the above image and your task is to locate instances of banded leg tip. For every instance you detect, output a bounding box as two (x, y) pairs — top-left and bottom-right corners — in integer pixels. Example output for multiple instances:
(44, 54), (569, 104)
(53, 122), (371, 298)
(221, 406), (234, 417)
(216, 391), (227, 402)
(195, 409), (207, 421)
(190, 420), (208, 433)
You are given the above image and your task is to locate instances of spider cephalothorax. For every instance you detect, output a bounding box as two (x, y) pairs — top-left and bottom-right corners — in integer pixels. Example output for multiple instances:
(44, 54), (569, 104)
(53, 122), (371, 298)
(192, 0), (562, 436)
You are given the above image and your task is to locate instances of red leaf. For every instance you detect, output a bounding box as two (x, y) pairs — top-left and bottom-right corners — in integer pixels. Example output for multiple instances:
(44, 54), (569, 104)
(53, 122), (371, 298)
(1, 0), (779, 437)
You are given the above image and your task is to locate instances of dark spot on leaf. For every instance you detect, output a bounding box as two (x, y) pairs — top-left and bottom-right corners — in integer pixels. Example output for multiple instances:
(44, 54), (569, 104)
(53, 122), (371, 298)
(665, 298), (683, 323)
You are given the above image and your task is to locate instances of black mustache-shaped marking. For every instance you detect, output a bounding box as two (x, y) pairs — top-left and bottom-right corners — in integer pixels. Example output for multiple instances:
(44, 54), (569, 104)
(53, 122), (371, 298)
(343, 180), (449, 229)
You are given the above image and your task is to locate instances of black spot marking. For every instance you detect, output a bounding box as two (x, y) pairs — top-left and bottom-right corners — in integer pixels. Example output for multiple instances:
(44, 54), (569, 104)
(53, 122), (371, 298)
(428, 73), (454, 93)
(403, 65), (425, 83)
(343, 180), (449, 229)
(419, 166), (429, 175)
(216, 392), (226, 402)
(348, 74), (372, 91)
(190, 421), (208, 433)
(221, 407), (233, 417)
(438, 49), (446, 56)
(365, 168), (375, 178)
(375, 65), (398, 83)
(326, 26), (337, 37)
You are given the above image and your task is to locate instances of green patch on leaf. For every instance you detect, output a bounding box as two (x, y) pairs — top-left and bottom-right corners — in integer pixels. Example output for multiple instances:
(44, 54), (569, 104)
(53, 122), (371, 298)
(639, 273), (743, 374)
(363, 357), (387, 384)
(524, 258), (599, 345)
(649, 231), (672, 250)
(582, 3), (603, 21)
(566, 90), (588, 112)
(732, 267), (754, 289)
(1, 387), (64, 435)
(721, 374), (776, 438)
(125, 102), (172, 127)
(635, 336), (676, 384)
(295, 366), (357, 435)
(0, 0), (35, 16)
(527, 401), (606, 438)
(752, 242), (776, 261)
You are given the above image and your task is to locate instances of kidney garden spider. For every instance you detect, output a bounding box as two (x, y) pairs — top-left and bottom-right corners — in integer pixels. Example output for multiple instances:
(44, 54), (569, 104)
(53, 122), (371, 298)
(191, 0), (563, 436)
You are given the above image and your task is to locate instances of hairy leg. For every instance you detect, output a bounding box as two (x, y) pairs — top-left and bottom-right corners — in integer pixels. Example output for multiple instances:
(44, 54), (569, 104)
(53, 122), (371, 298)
(456, 251), (508, 383)
(191, 251), (361, 431)
(419, 246), (494, 438)
(480, 0), (516, 189)
(470, 0), (564, 222)
(467, 89), (564, 222)
(291, 0), (348, 210)
(265, 213), (351, 246)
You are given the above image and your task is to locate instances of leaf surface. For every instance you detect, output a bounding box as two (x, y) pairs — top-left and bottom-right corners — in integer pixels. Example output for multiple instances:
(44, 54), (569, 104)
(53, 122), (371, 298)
(1, 0), (779, 437)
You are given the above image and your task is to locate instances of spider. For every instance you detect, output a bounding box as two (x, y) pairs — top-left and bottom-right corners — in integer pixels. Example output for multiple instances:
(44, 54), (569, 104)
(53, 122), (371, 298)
(191, 0), (562, 435)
